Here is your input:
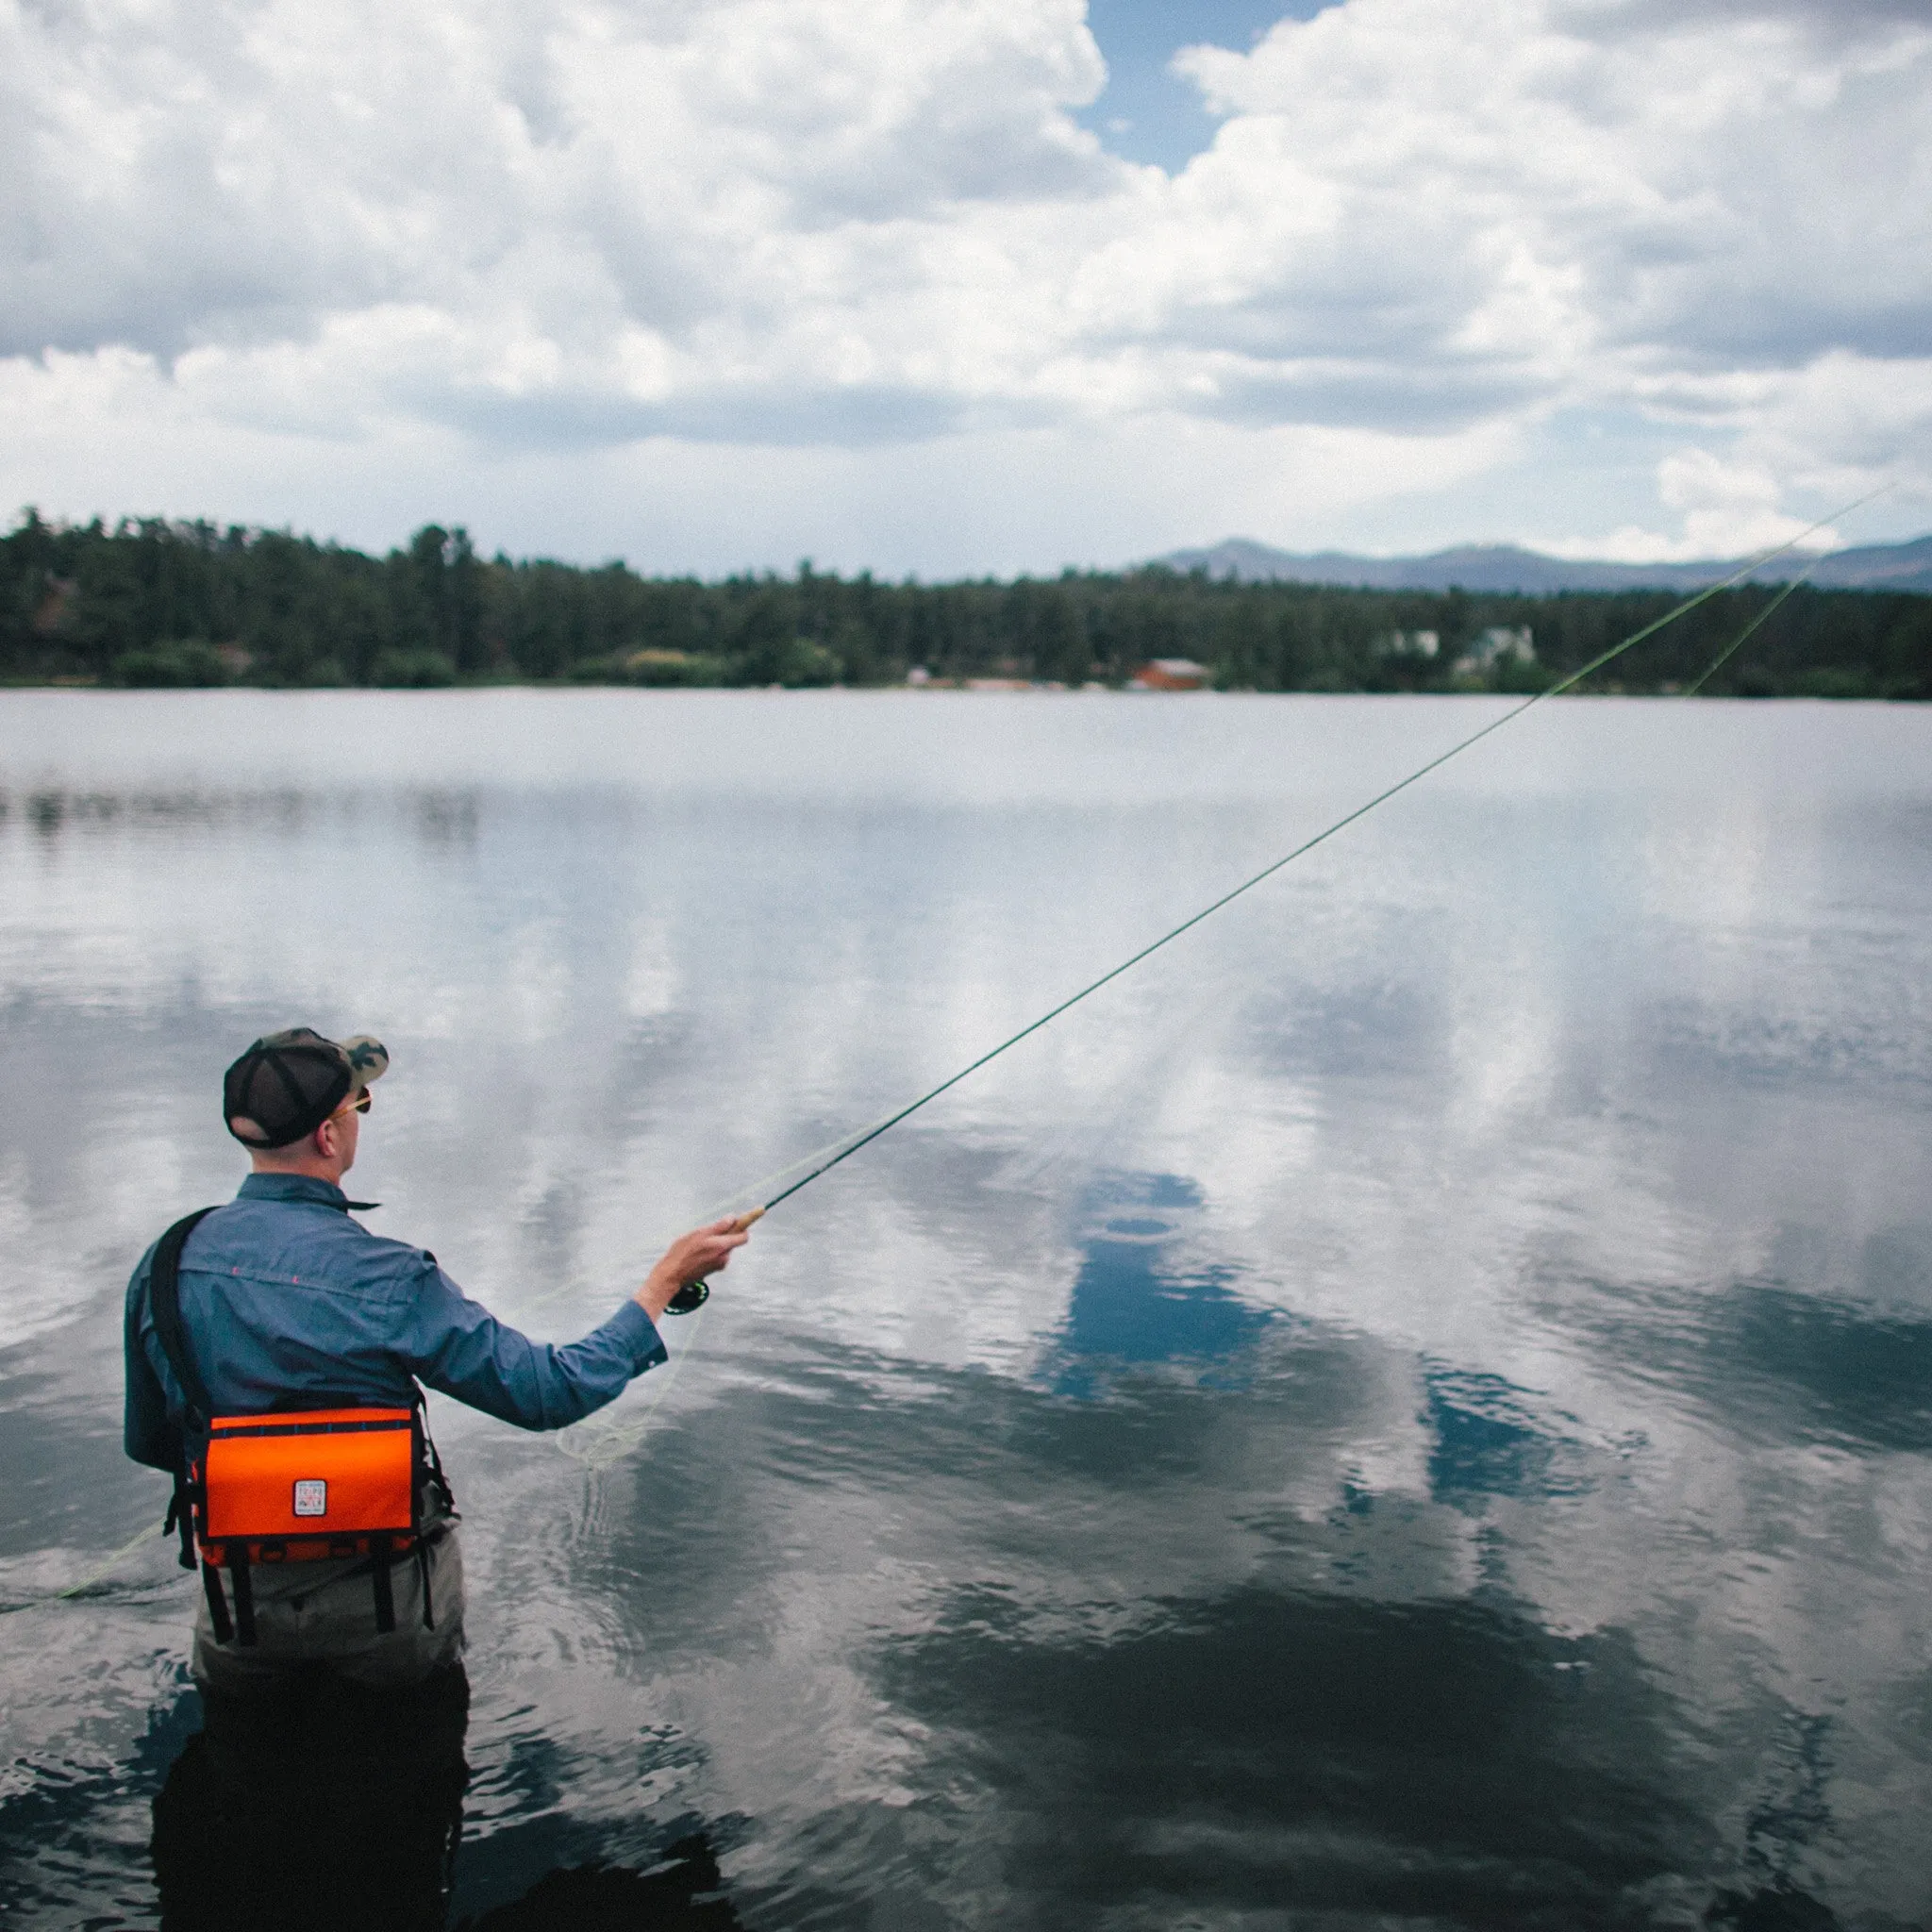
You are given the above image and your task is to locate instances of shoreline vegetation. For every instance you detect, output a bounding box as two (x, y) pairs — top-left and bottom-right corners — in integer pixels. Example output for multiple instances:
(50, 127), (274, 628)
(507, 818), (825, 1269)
(6, 511), (1930, 700)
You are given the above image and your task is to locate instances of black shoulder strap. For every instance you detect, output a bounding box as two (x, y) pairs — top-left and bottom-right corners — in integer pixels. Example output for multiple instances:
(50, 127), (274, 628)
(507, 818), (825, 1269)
(147, 1208), (221, 1428)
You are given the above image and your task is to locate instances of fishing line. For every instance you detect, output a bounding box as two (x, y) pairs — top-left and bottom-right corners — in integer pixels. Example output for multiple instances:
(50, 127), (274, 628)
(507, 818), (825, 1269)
(553, 488), (1880, 1469)
(0, 1520), (174, 1618)
(1683, 566), (1815, 696)
(696, 488), (1888, 1241)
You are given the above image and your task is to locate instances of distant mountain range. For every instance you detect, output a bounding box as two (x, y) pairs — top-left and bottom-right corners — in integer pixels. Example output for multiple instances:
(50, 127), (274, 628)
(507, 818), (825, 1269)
(1158, 533), (1932, 595)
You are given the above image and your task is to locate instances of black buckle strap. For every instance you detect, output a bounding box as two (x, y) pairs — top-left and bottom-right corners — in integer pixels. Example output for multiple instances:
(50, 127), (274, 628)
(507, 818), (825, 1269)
(227, 1546), (256, 1646)
(146, 1209), (221, 1430)
(371, 1535), (396, 1634)
(163, 1475), (197, 1573)
(414, 1393), (457, 1517)
(202, 1558), (233, 1645)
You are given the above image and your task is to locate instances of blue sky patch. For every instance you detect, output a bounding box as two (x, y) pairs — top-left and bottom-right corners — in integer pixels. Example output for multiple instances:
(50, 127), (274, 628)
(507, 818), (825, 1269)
(1078, 2), (1330, 170)
(1423, 1366), (1584, 1508)
(1048, 1172), (1273, 1397)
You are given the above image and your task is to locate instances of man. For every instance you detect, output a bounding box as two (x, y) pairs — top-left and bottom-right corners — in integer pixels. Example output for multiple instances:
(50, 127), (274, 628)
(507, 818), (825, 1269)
(124, 1026), (749, 1692)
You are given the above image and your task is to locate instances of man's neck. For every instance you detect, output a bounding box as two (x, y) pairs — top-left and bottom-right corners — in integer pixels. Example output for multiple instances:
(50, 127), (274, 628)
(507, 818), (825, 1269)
(250, 1156), (348, 1187)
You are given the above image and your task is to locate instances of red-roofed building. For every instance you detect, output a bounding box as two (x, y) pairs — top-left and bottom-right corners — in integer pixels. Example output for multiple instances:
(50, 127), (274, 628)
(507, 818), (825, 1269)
(1129, 658), (1208, 691)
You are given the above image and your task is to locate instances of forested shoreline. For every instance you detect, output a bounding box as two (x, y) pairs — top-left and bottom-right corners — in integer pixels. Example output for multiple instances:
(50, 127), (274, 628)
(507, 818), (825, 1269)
(5, 511), (1930, 698)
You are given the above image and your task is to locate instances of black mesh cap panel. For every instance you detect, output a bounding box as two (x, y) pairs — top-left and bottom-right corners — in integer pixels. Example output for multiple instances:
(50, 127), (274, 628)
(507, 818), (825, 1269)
(223, 1029), (354, 1148)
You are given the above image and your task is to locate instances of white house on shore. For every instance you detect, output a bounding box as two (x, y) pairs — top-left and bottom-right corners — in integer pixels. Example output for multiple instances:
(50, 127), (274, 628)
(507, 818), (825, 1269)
(1455, 626), (1535, 674)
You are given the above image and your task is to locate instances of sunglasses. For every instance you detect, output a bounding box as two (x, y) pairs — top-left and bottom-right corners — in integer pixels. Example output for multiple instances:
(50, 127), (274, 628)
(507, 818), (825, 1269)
(329, 1089), (374, 1122)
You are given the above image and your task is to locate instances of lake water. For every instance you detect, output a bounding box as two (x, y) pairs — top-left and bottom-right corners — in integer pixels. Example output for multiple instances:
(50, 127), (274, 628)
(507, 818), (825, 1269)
(2, 689), (1930, 1927)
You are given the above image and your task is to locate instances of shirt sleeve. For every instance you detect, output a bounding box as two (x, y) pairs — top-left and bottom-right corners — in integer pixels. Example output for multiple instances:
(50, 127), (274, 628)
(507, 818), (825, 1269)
(123, 1246), (179, 1471)
(396, 1259), (669, 1430)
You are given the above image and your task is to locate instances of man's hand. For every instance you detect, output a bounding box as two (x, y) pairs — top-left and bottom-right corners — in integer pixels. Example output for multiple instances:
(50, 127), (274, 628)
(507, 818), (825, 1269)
(635, 1215), (755, 1322)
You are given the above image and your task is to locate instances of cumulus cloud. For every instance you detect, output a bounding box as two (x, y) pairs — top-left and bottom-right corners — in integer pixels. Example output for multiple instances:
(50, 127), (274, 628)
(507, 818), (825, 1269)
(1177, 0), (1932, 370)
(1541, 448), (1840, 562)
(1, 0), (1928, 564)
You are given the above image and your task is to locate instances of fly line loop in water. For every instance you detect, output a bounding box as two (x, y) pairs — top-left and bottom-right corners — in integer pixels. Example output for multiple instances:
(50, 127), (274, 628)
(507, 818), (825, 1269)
(555, 485), (1890, 1469)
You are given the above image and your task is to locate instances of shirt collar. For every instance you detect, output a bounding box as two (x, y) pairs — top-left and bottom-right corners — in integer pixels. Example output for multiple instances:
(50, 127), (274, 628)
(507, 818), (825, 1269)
(235, 1173), (379, 1211)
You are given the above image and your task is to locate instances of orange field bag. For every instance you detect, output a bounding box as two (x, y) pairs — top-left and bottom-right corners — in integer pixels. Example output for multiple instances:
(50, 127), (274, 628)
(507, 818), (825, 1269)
(148, 1208), (451, 1647)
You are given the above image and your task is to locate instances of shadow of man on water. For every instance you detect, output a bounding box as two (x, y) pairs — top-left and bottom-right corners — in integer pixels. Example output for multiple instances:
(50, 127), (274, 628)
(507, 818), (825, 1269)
(152, 1662), (740, 1931)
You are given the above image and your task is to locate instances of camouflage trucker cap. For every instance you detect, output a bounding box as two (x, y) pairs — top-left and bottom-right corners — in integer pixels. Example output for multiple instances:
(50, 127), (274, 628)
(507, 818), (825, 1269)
(224, 1028), (390, 1149)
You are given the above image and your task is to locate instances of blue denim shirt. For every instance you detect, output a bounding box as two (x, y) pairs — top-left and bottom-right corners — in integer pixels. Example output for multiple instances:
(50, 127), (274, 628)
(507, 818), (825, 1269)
(124, 1173), (668, 1469)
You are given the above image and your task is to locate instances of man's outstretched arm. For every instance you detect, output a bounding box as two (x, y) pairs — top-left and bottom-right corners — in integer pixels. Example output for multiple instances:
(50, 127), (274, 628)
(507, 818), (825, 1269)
(404, 1218), (750, 1430)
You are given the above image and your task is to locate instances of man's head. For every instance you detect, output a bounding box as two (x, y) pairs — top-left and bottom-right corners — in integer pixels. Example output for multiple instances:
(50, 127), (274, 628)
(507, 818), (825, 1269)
(224, 1028), (389, 1182)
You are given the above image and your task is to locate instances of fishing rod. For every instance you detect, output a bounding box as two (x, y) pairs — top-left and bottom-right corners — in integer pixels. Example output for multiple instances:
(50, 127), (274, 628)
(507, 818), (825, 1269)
(660, 486), (1889, 1316)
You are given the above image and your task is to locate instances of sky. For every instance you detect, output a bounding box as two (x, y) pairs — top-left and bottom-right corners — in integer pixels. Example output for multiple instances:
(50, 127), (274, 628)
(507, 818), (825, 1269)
(3, 0), (1929, 577)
